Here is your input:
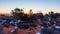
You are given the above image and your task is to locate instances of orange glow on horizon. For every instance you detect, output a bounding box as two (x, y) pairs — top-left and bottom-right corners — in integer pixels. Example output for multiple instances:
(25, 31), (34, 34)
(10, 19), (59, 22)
(0, 10), (11, 14)
(0, 10), (60, 15)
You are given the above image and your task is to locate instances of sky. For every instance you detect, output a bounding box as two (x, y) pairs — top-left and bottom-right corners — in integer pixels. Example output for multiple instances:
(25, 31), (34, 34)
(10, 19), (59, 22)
(0, 0), (60, 14)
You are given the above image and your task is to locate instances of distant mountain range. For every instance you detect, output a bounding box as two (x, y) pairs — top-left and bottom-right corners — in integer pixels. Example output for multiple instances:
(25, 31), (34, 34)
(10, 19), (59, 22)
(0, 14), (12, 16)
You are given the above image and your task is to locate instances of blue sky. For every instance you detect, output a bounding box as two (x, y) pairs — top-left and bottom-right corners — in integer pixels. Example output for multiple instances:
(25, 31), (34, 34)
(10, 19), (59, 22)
(0, 0), (60, 14)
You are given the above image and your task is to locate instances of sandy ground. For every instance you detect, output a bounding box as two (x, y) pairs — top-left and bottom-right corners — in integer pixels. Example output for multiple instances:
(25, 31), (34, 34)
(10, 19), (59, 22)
(3, 25), (40, 34)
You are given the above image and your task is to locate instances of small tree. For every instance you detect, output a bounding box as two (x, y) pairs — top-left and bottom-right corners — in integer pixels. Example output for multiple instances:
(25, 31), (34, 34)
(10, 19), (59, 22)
(11, 8), (24, 20)
(11, 8), (29, 22)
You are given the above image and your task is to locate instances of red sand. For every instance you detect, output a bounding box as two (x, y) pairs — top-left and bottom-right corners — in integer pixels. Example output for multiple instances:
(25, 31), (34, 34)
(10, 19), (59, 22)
(3, 25), (40, 34)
